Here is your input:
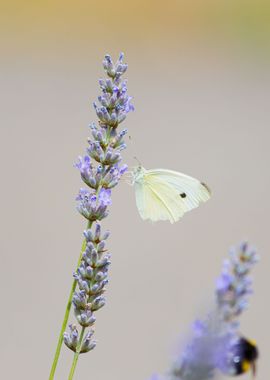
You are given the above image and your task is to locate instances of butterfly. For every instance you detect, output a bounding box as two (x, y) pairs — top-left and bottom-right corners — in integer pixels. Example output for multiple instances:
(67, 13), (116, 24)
(131, 166), (211, 223)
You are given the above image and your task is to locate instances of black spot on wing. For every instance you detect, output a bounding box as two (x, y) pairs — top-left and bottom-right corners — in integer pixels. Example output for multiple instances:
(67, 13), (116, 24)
(180, 193), (187, 198)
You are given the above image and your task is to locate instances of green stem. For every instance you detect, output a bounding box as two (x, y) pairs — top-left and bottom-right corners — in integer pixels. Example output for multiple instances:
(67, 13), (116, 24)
(68, 327), (86, 380)
(49, 221), (92, 380)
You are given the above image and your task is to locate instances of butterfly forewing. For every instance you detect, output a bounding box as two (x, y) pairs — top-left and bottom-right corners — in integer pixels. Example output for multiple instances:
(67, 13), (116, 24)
(147, 169), (211, 210)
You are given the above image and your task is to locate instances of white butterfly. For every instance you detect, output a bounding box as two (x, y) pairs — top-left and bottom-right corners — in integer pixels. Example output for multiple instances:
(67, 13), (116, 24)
(131, 166), (211, 223)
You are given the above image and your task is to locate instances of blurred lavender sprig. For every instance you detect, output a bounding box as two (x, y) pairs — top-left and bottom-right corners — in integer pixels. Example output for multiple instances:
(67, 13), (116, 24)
(162, 242), (258, 380)
(63, 53), (133, 364)
(216, 242), (258, 324)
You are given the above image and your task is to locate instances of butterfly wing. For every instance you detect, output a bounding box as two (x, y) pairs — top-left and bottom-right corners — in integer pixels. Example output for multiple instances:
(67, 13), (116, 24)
(133, 166), (211, 223)
(134, 173), (185, 223)
(146, 169), (211, 213)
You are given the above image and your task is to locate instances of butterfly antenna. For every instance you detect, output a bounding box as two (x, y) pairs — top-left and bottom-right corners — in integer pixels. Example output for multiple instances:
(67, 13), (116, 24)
(128, 134), (142, 167)
(133, 156), (142, 166)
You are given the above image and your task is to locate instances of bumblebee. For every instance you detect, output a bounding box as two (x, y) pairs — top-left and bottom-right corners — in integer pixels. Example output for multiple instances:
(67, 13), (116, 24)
(229, 337), (259, 377)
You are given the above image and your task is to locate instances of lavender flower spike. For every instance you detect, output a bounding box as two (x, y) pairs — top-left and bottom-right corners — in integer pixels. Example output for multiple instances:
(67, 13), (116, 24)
(216, 242), (259, 324)
(162, 242), (258, 380)
(63, 53), (133, 379)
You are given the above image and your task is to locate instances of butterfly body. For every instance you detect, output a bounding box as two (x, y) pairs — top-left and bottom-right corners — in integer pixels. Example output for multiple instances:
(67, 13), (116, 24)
(132, 166), (211, 223)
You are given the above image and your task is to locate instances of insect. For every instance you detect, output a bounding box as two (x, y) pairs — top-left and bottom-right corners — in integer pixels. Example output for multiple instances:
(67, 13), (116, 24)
(228, 337), (259, 377)
(131, 165), (211, 223)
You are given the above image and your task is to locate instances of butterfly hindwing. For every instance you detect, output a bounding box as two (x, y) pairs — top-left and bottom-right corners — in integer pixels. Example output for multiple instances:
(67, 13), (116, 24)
(134, 174), (184, 223)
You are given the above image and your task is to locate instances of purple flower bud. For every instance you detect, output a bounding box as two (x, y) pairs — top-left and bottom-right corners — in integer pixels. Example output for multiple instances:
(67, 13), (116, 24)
(95, 271), (107, 282)
(83, 229), (93, 241)
(72, 290), (87, 309)
(105, 78), (114, 91)
(80, 331), (96, 353)
(64, 324), (79, 352)
(98, 188), (112, 207)
(102, 230), (110, 240)
(77, 279), (90, 293)
(91, 296), (106, 311)
(75, 309), (96, 327)
(96, 240), (105, 252)
(118, 52), (124, 62)
(216, 273), (233, 293)
(117, 112), (126, 124)
(120, 129), (128, 137)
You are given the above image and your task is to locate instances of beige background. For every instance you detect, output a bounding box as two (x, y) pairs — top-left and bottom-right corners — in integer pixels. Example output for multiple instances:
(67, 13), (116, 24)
(0, 1), (269, 379)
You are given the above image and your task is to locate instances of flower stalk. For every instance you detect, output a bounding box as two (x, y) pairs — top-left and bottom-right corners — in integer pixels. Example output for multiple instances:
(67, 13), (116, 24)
(49, 52), (133, 380)
(49, 231), (89, 380)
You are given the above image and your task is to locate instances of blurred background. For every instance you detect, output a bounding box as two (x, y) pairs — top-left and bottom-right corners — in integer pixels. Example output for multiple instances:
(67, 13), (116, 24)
(0, 1), (269, 379)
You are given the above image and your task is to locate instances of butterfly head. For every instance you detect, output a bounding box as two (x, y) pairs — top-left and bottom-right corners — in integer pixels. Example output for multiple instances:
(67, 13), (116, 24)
(132, 165), (146, 184)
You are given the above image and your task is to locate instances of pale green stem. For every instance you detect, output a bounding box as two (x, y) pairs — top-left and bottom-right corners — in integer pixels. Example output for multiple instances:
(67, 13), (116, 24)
(49, 221), (92, 380)
(68, 327), (86, 380)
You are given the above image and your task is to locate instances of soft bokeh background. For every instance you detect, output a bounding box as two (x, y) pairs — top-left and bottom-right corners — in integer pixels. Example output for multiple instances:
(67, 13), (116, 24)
(1, 1), (269, 379)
